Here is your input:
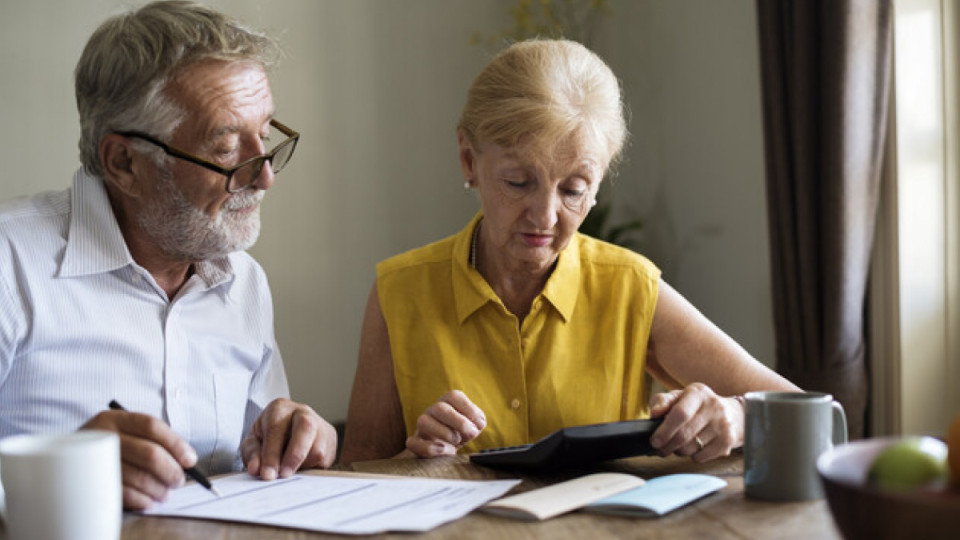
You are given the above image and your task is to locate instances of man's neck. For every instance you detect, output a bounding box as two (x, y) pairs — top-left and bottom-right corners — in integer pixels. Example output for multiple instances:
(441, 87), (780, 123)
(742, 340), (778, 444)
(105, 185), (197, 299)
(125, 233), (195, 299)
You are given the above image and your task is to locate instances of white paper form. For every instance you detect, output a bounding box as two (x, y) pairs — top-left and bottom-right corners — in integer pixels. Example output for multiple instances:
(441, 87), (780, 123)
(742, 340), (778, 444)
(143, 472), (520, 535)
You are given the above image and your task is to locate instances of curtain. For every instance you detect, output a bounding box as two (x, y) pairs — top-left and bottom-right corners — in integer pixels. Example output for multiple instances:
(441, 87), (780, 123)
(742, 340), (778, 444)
(755, 0), (893, 438)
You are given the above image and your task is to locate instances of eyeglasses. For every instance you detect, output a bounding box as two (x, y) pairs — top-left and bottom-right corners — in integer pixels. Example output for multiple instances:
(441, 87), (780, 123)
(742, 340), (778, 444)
(115, 119), (300, 193)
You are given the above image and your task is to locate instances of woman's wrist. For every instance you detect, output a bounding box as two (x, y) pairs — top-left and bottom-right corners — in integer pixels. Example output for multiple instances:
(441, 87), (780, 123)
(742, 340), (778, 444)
(732, 394), (746, 412)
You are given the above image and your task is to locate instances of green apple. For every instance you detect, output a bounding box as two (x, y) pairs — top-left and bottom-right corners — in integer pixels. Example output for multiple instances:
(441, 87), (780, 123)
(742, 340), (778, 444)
(867, 436), (949, 490)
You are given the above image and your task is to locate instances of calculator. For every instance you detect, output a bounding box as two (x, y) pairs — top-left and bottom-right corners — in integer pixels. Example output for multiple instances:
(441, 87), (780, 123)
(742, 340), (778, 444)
(469, 418), (664, 470)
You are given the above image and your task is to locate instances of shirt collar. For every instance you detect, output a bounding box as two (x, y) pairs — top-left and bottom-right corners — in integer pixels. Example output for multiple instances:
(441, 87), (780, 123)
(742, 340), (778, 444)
(452, 212), (581, 324)
(58, 169), (134, 278)
(58, 169), (236, 292)
(541, 233), (580, 322)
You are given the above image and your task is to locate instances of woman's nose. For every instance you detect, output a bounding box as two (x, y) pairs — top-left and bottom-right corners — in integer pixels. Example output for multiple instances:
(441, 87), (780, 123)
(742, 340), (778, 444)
(525, 188), (560, 229)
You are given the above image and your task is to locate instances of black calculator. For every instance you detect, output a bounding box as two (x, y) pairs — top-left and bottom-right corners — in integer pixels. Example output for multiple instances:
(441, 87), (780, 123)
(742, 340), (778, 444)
(469, 418), (664, 470)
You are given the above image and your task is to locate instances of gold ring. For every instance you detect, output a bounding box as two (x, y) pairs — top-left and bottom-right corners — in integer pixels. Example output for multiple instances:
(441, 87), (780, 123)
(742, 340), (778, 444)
(695, 436), (704, 451)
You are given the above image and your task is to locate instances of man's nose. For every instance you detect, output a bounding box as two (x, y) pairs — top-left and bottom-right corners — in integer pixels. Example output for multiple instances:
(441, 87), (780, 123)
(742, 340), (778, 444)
(249, 159), (276, 191)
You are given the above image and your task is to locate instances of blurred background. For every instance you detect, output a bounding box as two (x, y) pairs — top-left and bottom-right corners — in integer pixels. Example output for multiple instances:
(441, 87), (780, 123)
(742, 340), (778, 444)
(0, 0), (772, 425)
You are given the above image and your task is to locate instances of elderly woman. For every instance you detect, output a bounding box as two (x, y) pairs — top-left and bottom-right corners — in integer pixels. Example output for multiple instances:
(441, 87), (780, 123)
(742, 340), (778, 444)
(340, 39), (799, 465)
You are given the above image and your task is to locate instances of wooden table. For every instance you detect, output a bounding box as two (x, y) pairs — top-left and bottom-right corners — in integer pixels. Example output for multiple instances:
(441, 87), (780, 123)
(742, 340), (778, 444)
(14, 454), (845, 539)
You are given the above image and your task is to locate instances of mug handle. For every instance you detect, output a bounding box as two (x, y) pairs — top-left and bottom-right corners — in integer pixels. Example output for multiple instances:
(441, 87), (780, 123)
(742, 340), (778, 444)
(831, 400), (848, 445)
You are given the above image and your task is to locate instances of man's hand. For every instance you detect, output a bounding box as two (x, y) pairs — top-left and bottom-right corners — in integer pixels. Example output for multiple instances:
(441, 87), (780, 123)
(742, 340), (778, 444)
(240, 398), (337, 480)
(81, 410), (197, 510)
(405, 390), (486, 458)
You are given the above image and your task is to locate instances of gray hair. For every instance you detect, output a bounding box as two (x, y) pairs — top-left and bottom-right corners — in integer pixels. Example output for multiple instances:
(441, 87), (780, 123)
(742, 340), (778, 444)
(75, 0), (281, 178)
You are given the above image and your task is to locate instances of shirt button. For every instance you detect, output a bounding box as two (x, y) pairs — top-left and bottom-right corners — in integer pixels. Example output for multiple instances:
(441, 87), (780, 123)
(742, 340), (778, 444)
(520, 338), (529, 350)
(510, 398), (521, 410)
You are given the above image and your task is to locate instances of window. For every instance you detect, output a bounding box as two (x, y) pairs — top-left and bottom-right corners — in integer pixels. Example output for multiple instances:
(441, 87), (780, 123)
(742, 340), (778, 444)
(872, 0), (960, 436)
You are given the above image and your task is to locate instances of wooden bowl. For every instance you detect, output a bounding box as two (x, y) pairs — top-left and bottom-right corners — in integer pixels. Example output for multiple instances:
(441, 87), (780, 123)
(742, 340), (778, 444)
(816, 437), (960, 540)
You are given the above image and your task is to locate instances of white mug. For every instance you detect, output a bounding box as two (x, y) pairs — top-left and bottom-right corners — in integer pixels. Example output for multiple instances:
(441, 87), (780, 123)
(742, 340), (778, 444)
(0, 431), (122, 540)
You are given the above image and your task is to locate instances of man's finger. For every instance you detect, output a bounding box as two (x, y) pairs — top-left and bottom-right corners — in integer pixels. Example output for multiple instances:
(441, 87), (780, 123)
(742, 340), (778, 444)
(106, 411), (198, 469)
(278, 409), (318, 478)
(257, 408), (293, 480)
(241, 430), (263, 476)
(120, 461), (171, 503)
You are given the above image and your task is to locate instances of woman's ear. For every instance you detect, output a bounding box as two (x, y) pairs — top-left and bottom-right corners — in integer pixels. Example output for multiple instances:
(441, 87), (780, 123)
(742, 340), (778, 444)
(99, 133), (143, 197)
(457, 130), (477, 186)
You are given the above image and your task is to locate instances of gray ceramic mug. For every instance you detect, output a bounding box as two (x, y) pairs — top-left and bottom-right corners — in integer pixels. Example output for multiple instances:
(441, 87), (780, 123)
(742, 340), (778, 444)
(743, 391), (847, 501)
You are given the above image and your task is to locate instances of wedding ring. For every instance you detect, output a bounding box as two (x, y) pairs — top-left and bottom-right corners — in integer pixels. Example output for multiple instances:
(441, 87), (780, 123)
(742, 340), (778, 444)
(695, 436), (704, 451)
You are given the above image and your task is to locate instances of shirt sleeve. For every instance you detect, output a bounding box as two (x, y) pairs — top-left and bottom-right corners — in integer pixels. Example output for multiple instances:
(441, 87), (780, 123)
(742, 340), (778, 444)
(0, 260), (25, 386)
(242, 270), (290, 437)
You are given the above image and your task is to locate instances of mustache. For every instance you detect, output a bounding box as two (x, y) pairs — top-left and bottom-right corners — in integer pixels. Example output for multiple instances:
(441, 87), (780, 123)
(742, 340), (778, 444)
(222, 190), (265, 211)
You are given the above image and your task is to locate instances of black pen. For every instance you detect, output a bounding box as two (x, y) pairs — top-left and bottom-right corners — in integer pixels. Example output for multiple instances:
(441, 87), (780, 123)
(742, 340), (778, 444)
(108, 400), (221, 497)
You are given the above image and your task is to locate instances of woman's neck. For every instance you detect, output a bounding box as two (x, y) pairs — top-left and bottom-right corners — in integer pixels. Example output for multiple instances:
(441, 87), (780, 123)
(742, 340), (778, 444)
(473, 222), (555, 323)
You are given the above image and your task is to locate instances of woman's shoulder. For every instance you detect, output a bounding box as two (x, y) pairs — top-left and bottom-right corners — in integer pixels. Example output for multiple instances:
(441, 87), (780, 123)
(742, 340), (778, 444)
(574, 233), (661, 280)
(376, 232), (460, 278)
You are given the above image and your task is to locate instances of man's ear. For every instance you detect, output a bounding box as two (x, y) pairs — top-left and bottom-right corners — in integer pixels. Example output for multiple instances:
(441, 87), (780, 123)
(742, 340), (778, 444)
(99, 134), (143, 197)
(457, 130), (477, 186)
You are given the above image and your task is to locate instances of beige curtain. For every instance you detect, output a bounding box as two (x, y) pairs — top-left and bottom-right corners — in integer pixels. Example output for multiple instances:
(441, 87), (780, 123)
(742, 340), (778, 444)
(755, 0), (893, 438)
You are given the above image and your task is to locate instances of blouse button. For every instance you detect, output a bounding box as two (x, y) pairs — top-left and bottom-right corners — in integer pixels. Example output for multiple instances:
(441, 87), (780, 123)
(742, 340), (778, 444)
(510, 398), (521, 410)
(520, 338), (529, 350)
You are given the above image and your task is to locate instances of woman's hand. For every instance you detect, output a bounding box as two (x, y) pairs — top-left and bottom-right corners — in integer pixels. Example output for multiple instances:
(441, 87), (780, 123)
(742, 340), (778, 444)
(649, 383), (744, 462)
(405, 390), (486, 457)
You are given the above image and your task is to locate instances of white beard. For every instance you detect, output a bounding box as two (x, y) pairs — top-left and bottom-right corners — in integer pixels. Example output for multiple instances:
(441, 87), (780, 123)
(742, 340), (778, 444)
(137, 170), (264, 262)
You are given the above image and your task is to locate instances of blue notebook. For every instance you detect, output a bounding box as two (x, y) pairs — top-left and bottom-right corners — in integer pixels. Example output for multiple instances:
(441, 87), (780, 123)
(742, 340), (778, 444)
(584, 474), (727, 517)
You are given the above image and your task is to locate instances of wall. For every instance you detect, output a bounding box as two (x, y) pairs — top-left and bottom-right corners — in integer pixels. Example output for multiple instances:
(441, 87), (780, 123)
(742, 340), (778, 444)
(598, 0), (775, 372)
(0, 0), (773, 423)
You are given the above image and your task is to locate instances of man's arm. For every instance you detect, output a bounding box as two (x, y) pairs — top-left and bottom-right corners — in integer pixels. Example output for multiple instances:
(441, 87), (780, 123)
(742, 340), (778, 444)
(239, 275), (337, 478)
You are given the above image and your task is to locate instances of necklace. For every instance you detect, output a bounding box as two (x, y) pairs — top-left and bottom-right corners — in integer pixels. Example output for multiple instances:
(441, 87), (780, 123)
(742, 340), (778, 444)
(470, 220), (482, 269)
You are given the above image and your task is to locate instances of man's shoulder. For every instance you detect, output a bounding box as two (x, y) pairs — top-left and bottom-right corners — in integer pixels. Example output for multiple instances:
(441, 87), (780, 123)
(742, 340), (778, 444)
(0, 189), (71, 227)
(0, 189), (72, 252)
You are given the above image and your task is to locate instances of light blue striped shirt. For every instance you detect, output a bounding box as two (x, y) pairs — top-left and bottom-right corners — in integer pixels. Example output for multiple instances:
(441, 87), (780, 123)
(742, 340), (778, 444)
(0, 169), (289, 475)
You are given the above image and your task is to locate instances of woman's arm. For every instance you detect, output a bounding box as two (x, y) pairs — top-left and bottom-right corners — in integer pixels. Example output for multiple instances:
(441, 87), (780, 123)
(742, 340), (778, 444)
(340, 283), (408, 465)
(340, 283), (487, 465)
(646, 279), (800, 461)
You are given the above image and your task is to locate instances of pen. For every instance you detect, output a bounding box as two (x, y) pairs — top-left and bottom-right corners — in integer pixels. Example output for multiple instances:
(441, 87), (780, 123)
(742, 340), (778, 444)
(108, 399), (221, 497)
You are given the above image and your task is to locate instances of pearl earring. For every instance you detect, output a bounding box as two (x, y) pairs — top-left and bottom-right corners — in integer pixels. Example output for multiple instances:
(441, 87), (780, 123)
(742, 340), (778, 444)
(590, 198), (598, 207)
(464, 181), (472, 190)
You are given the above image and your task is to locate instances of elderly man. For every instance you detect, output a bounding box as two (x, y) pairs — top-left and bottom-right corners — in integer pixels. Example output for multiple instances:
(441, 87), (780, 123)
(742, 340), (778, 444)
(0, 1), (335, 509)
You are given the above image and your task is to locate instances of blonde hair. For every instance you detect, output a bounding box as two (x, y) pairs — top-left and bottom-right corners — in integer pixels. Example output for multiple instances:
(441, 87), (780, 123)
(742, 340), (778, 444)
(75, 0), (280, 178)
(458, 39), (627, 171)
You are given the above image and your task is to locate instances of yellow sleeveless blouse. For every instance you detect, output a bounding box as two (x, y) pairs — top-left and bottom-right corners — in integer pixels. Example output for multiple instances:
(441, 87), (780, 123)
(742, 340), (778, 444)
(377, 213), (662, 454)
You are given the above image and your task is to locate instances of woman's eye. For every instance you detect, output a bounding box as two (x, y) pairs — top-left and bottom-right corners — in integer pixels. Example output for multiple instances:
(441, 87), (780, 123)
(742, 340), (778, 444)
(562, 188), (585, 197)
